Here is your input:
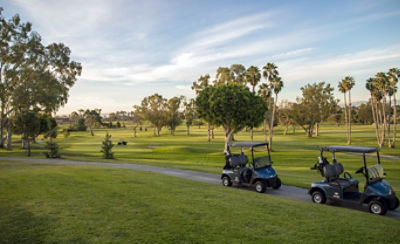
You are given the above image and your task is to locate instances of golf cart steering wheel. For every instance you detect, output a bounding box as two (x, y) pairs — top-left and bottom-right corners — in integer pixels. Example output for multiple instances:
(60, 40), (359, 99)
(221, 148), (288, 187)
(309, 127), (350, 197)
(355, 167), (364, 175)
(344, 172), (352, 179)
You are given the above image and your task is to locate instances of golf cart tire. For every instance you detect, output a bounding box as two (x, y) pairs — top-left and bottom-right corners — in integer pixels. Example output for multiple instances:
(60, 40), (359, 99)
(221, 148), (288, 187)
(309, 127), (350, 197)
(368, 199), (387, 215)
(255, 181), (266, 193)
(311, 190), (326, 204)
(222, 176), (232, 187)
(273, 177), (281, 189)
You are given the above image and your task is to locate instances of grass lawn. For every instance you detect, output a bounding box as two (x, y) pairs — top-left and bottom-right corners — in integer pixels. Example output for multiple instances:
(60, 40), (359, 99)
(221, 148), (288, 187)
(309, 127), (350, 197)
(1, 123), (399, 191)
(0, 160), (399, 243)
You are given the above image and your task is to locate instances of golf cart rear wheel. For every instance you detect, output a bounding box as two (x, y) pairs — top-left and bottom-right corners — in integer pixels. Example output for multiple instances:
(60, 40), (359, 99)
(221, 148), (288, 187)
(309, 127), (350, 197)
(255, 181), (266, 193)
(222, 176), (232, 187)
(368, 200), (387, 215)
(273, 177), (281, 189)
(311, 190), (326, 204)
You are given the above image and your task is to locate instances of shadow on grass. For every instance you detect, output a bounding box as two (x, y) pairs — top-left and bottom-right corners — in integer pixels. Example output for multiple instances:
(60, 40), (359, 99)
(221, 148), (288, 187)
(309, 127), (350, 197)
(0, 205), (51, 243)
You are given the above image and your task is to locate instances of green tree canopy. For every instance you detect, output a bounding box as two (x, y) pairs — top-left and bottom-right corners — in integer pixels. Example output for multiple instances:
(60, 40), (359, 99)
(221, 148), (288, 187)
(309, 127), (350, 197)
(195, 84), (267, 151)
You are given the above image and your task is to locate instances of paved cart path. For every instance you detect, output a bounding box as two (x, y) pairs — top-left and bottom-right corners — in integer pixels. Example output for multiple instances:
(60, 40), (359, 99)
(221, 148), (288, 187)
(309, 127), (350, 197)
(1, 156), (399, 219)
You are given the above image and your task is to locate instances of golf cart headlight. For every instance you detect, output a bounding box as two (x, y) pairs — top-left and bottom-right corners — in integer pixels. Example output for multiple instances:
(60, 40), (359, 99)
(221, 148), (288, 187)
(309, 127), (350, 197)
(389, 189), (393, 195)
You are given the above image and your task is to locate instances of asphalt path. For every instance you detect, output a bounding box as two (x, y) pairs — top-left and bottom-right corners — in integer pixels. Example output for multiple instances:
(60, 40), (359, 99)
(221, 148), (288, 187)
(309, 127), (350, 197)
(1, 156), (399, 219)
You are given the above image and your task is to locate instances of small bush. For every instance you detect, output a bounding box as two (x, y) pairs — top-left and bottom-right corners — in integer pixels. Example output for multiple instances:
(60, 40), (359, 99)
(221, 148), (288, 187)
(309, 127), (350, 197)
(101, 133), (114, 159)
(44, 141), (60, 158)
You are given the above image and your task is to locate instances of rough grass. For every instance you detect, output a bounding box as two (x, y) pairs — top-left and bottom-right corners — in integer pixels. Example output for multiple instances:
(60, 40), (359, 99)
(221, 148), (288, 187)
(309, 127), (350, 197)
(1, 123), (399, 191)
(0, 160), (399, 243)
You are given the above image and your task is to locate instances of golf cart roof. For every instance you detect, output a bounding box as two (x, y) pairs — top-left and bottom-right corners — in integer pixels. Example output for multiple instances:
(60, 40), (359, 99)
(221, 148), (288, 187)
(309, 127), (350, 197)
(321, 145), (379, 153)
(229, 142), (268, 148)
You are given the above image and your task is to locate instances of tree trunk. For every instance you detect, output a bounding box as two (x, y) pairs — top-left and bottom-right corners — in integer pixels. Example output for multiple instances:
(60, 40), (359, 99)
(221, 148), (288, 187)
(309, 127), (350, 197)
(224, 128), (234, 153)
(27, 138), (31, 157)
(157, 127), (160, 136)
(283, 122), (289, 136)
(187, 125), (190, 136)
(392, 93), (397, 148)
(0, 107), (4, 148)
(263, 118), (267, 142)
(153, 127), (156, 136)
(269, 94), (278, 150)
(292, 124), (296, 134)
(207, 124), (211, 142)
(307, 124), (314, 137)
(382, 95), (388, 147)
(133, 127), (137, 137)
(315, 123), (319, 136)
(348, 91), (352, 145)
(387, 95), (392, 148)
(6, 119), (12, 150)
(251, 128), (254, 142)
(90, 128), (94, 136)
(370, 96), (380, 146)
(342, 93), (348, 143)
(211, 127), (214, 139)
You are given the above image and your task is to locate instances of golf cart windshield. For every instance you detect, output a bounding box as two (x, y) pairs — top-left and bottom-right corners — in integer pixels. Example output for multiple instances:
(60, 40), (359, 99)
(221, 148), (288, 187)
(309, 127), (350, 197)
(253, 145), (272, 168)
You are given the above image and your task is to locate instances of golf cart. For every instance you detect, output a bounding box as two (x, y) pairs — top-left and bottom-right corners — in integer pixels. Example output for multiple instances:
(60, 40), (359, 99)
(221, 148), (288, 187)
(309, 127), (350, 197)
(221, 142), (281, 193)
(309, 145), (399, 215)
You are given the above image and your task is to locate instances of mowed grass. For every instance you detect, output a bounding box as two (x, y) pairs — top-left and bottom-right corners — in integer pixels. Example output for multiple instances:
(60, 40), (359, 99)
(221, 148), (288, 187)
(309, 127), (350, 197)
(1, 123), (399, 191)
(0, 160), (399, 243)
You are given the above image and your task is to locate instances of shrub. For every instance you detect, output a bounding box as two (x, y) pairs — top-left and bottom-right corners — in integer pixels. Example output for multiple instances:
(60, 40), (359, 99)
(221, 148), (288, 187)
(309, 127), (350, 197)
(101, 133), (114, 159)
(44, 141), (60, 158)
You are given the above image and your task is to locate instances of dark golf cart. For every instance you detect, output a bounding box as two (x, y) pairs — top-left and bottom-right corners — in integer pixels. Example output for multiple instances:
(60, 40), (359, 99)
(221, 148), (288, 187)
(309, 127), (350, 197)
(309, 145), (399, 215)
(221, 142), (281, 193)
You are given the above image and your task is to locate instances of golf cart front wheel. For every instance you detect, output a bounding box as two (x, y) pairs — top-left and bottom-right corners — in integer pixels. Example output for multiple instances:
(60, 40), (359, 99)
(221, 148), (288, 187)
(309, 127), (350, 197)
(311, 190), (326, 204)
(273, 177), (281, 189)
(222, 176), (232, 187)
(255, 181), (266, 193)
(368, 200), (387, 215)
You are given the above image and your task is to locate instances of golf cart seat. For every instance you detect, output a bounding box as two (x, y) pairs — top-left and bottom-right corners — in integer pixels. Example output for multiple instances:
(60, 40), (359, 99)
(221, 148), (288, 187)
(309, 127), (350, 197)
(323, 162), (358, 189)
(367, 164), (385, 181)
(229, 154), (248, 168)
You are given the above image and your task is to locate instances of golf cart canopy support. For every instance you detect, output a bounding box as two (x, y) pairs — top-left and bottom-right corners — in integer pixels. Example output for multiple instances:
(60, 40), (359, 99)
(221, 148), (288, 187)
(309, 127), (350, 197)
(320, 145), (379, 154)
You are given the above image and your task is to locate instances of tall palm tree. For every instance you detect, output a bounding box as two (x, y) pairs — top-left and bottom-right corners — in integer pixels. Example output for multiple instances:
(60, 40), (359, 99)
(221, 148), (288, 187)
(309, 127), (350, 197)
(375, 72), (390, 146)
(388, 68), (399, 148)
(343, 76), (355, 144)
(338, 81), (348, 143)
(258, 83), (271, 143)
(366, 78), (380, 145)
(268, 76), (283, 148)
(230, 64), (246, 85)
(246, 66), (261, 141)
(262, 63), (279, 149)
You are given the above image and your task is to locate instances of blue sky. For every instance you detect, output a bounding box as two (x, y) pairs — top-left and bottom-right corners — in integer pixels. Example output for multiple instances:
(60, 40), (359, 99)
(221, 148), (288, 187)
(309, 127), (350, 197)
(3, 0), (400, 114)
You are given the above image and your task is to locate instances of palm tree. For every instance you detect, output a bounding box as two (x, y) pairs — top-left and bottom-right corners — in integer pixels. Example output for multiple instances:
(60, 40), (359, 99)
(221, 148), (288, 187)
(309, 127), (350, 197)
(343, 76), (355, 144)
(262, 63), (279, 149)
(246, 66), (261, 141)
(375, 72), (390, 146)
(268, 75), (283, 148)
(258, 83), (271, 143)
(230, 64), (246, 85)
(338, 81), (348, 143)
(366, 78), (381, 145)
(388, 68), (399, 148)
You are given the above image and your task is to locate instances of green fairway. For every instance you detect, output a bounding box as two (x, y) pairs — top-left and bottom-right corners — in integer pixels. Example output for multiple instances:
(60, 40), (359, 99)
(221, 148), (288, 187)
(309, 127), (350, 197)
(0, 124), (399, 191)
(0, 160), (399, 243)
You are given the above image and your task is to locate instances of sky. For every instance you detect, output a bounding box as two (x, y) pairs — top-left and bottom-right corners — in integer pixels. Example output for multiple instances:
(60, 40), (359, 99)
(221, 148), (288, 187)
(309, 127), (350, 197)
(2, 0), (400, 115)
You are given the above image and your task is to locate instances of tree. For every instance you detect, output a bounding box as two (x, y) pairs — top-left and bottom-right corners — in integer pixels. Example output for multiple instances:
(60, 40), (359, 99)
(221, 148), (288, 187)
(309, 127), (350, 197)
(291, 82), (337, 137)
(366, 78), (382, 146)
(184, 98), (195, 135)
(357, 103), (373, 125)
(215, 67), (233, 85)
(277, 100), (294, 136)
(0, 9), (81, 151)
(388, 67), (399, 148)
(195, 84), (267, 152)
(262, 62), (281, 149)
(165, 96), (183, 135)
(230, 64), (246, 85)
(245, 66), (261, 141)
(135, 94), (166, 136)
(101, 133), (114, 159)
(13, 111), (41, 156)
(341, 76), (355, 144)
(84, 109), (102, 136)
(130, 110), (142, 137)
(375, 72), (390, 147)
(258, 83), (271, 142)
(192, 74), (214, 141)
